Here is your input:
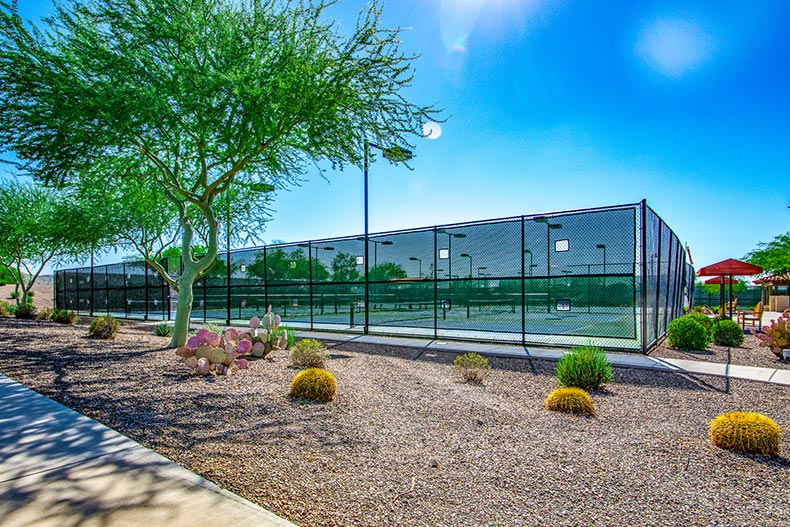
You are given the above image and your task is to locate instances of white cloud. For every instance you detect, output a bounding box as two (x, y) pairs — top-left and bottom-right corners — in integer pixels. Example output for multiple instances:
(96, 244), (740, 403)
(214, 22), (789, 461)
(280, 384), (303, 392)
(636, 18), (716, 77)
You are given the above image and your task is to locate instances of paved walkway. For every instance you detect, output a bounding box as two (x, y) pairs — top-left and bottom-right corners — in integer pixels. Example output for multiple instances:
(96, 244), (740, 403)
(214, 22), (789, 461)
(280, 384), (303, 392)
(299, 330), (790, 386)
(0, 374), (297, 527)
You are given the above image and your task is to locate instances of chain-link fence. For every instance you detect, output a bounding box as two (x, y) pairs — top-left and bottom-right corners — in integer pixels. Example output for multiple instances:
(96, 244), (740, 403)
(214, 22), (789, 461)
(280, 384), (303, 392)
(55, 200), (690, 352)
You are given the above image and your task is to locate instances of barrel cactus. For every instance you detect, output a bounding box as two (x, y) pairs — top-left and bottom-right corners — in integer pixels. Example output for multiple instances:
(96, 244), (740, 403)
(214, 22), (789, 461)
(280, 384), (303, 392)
(710, 412), (781, 456)
(289, 368), (338, 402)
(544, 387), (596, 416)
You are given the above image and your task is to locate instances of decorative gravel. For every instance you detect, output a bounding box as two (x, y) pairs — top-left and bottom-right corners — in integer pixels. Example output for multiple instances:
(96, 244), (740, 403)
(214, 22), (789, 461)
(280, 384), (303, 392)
(0, 317), (788, 527)
(648, 330), (790, 370)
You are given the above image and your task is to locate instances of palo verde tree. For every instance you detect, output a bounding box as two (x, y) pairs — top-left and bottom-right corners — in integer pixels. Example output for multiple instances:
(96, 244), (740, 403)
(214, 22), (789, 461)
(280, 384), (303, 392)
(746, 232), (790, 276)
(0, 181), (103, 306)
(0, 0), (440, 346)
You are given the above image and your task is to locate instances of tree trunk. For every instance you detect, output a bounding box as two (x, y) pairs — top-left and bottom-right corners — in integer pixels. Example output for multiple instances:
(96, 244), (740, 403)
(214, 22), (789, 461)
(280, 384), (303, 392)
(169, 268), (196, 347)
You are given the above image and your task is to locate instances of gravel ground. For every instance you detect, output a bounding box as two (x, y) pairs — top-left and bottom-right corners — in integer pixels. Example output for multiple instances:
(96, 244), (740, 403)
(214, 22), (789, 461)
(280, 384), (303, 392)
(1, 316), (788, 527)
(648, 331), (790, 370)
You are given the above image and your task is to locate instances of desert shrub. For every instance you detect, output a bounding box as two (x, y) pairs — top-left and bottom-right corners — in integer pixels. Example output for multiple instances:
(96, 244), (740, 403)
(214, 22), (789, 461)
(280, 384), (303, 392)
(544, 387), (595, 416)
(36, 307), (54, 321)
(453, 352), (491, 384)
(0, 301), (11, 316)
(278, 325), (296, 349)
(51, 309), (77, 325)
(289, 338), (329, 368)
(14, 304), (37, 319)
(201, 322), (222, 334)
(289, 368), (337, 402)
(711, 319), (744, 347)
(667, 317), (708, 350)
(153, 323), (173, 337)
(710, 412), (781, 456)
(88, 315), (120, 339)
(555, 345), (613, 391)
(685, 312), (713, 337)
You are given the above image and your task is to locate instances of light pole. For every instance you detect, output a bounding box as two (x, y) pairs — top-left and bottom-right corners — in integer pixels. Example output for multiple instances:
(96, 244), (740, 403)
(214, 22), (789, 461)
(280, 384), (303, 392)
(460, 253), (472, 278)
(363, 141), (412, 334)
(596, 244), (607, 289)
(409, 256), (422, 277)
(534, 217), (562, 314)
(524, 249), (533, 276)
(437, 229), (466, 280)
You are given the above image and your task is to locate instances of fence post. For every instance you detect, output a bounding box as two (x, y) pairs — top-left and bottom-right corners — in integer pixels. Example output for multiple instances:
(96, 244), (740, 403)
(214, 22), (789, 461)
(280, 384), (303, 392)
(433, 226), (438, 340)
(308, 242), (314, 330)
(226, 247), (232, 326)
(640, 200), (648, 353)
(263, 246), (269, 310)
(89, 249), (95, 317)
(521, 216), (526, 347)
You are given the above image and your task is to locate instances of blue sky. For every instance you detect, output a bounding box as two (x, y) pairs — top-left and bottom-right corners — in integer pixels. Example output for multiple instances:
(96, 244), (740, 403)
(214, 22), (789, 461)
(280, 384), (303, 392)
(15, 0), (790, 273)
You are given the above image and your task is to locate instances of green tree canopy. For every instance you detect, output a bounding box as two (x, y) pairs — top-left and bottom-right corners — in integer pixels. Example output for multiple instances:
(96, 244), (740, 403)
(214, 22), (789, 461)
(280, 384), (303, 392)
(370, 262), (407, 281)
(0, 0), (439, 345)
(745, 232), (790, 276)
(331, 252), (362, 282)
(0, 181), (102, 305)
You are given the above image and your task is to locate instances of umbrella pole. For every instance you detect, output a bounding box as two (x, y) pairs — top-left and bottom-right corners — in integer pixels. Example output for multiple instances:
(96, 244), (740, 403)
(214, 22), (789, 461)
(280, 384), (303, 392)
(728, 274), (734, 319)
(720, 275), (725, 316)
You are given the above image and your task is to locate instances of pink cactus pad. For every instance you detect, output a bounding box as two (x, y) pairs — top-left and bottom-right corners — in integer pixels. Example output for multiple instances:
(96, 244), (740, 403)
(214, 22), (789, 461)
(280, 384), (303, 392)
(236, 339), (252, 354)
(252, 341), (266, 354)
(175, 346), (194, 358)
(187, 336), (200, 349)
(184, 356), (198, 369)
(225, 342), (235, 354)
(273, 314), (281, 326)
(235, 358), (249, 369)
(239, 332), (252, 341)
(196, 357), (210, 375)
(224, 328), (239, 341)
(207, 331), (221, 347)
(196, 328), (210, 341)
(249, 316), (261, 329)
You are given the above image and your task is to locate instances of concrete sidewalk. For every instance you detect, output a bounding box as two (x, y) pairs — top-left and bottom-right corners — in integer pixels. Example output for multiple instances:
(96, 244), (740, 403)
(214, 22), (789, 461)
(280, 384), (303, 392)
(0, 374), (297, 527)
(299, 330), (790, 387)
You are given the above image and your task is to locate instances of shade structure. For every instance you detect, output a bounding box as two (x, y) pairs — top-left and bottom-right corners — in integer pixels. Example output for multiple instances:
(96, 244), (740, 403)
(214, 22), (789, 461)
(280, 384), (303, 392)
(696, 258), (763, 318)
(696, 258), (762, 277)
(704, 276), (738, 285)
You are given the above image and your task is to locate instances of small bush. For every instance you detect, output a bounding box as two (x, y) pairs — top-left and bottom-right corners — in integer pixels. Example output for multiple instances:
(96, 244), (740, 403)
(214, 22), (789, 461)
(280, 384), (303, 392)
(289, 368), (337, 402)
(710, 412), (781, 456)
(278, 325), (296, 349)
(36, 307), (55, 321)
(685, 313), (713, 337)
(289, 338), (329, 368)
(202, 322), (222, 334)
(545, 387), (595, 416)
(555, 345), (613, 391)
(88, 315), (120, 339)
(711, 319), (744, 347)
(51, 309), (78, 325)
(0, 301), (11, 316)
(667, 317), (708, 350)
(453, 352), (491, 384)
(153, 323), (173, 337)
(14, 304), (37, 319)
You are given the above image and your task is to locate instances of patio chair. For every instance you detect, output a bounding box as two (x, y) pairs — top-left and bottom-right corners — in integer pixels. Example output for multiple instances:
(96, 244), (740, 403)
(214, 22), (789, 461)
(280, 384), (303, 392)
(724, 298), (737, 315)
(738, 302), (763, 329)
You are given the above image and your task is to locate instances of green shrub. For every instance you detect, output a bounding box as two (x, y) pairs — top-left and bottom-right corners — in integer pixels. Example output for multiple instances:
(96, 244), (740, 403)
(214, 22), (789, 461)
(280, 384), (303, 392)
(153, 323), (173, 337)
(555, 345), (613, 391)
(711, 319), (744, 347)
(453, 352), (491, 384)
(51, 309), (78, 325)
(278, 325), (296, 349)
(201, 322), (222, 334)
(0, 301), (10, 316)
(13, 304), (37, 319)
(667, 317), (708, 350)
(710, 412), (781, 457)
(289, 338), (329, 368)
(685, 313), (713, 337)
(88, 315), (120, 339)
(289, 368), (337, 402)
(36, 307), (54, 321)
(544, 387), (595, 416)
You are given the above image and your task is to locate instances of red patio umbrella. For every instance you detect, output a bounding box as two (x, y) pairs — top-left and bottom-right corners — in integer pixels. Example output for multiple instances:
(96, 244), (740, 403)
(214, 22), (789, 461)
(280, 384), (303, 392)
(703, 276), (738, 285)
(697, 259), (762, 317)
